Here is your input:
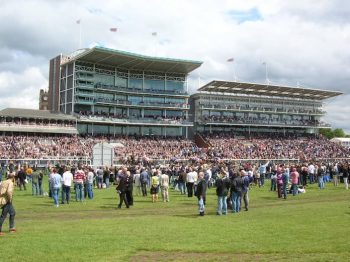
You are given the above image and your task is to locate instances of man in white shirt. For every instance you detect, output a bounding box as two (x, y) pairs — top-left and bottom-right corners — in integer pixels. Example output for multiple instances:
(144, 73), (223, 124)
(160, 171), (170, 202)
(308, 163), (315, 184)
(186, 167), (197, 197)
(87, 167), (95, 199)
(61, 166), (73, 204)
(133, 170), (141, 196)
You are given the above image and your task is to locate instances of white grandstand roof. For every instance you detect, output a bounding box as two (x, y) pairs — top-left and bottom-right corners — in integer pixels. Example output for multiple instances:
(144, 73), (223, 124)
(61, 46), (202, 74)
(198, 80), (343, 100)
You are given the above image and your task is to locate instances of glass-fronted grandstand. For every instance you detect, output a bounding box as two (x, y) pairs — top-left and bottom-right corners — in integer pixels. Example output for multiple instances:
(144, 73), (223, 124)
(50, 47), (202, 137)
(190, 80), (342, 136)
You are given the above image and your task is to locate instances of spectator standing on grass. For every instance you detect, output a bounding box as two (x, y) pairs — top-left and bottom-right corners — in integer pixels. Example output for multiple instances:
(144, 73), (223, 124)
(186, 167), (196, 198)
(276, 167), (283, 199)
(231, 170), (243, 213)
(241, 169), (251, 211)
(216, 171), (230, 215)
(290, 167), (299, 196)
(50, 168), (61, 207)
(150, 171), (160, 203)
(300, 164), (308, 187)
(160, 170), (170, 202)
(116, 171), (129, 209)
(96, 167), (103, 189)
(0, 172), (16, 235)
(31, 168), (40, 196)
(258, 161), (269, 187)
(342, 163), (349, 190)
(38, 170), (43, 195)
(333, 163), (339, 187)
(317, 164), (326, 190)
(74, 166), (86, 202)
(125, 171), (134, 206)
(177, 168), (186, 195)
(140, 168), (149, 197)
(17, 167), (26, 191)
(270, 170), (277, 191)
(195, 172), (207, 216)
(282, 165), (289, 200)
(133, 169), (141, 196)
(87, 167), (94, 199)
(62, 166), (73, 204)
(308, 163), (315, 184)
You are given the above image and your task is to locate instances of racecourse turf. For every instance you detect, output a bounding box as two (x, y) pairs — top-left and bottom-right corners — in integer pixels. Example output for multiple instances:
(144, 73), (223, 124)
(1, 179), (350, 262)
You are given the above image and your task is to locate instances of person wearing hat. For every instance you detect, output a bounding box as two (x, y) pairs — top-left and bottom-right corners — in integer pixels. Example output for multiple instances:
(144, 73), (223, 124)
(0, 172), (16, 235)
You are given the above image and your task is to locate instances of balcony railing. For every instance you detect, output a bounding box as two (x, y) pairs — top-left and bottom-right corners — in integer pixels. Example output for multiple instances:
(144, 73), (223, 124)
(200, 104), (325, 115)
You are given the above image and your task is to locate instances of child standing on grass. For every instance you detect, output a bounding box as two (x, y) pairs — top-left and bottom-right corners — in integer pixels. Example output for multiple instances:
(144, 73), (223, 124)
(195, 172), (207, 216)
(150, 171), (160, 203)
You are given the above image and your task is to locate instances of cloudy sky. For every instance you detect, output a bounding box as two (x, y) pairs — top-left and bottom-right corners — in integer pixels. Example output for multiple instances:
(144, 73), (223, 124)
(0, 0), (349, 132)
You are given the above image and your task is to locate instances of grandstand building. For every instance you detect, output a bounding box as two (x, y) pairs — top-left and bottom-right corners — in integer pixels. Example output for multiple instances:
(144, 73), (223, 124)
(190, 80), (342, 136)
(0, 108), (77, 135)
(49, 47), (202, 137)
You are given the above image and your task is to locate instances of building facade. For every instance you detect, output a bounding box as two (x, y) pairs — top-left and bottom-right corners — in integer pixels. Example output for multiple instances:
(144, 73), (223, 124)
(50, 47), (202, 137)
(190, 80), (342, 136)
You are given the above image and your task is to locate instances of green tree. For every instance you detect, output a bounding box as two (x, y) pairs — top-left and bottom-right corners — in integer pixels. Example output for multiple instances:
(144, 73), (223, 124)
(333, 128), (346, 137)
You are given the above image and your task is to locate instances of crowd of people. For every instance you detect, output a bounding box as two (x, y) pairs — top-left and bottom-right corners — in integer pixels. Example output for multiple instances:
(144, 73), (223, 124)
(0, 156), (349, 235)
(1, 133), (349, 164)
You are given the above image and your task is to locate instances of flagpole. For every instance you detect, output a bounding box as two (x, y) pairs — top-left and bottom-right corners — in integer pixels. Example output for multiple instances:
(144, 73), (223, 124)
(79, 23), (82, 49)
(263, 62), (269, 84)
(152, 32), (157, 56)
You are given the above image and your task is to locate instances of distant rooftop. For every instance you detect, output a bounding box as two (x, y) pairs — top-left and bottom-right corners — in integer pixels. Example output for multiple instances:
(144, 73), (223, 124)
(0, 108), (76, 121)
(61, 46), (203, 74)
(198, 80), (343, 100)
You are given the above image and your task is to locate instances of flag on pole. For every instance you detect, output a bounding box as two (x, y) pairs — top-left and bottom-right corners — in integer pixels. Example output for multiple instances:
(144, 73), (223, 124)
(152, 32), (157, 36)
(76, 19), (81, 24)
(110, 28), (117, 32)
(227, 58), (234, 62)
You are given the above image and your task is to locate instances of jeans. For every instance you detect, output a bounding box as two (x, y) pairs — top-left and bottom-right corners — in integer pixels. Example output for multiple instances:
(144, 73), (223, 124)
(232, 191), (241, 213)
(52, 188), (60, 206)
(198, 197), (205, 214)
(105, 178), (110, 188)
(38, 180), (43, 195)
(292, 183), (298, 196)
(32, 182), (39, 195)
(87, 183), (94, 199)
(270, 178), (276, 191)
(97, 177), (103, 189)
(75, 183), (84, 202)
(318, 176), (325, 189)
(260, 173), (265, 187)
(217, 196), (227, 214)
(178, 182), (186, 194)
(0, 202), (16, 232)
(62, 185), (71, 203)
(282, 183), (288, 199)
(141, 182), (148, 196)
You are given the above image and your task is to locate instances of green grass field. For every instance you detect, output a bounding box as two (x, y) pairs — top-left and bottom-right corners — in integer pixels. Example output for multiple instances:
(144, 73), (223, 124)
(1, 180), (350, 262)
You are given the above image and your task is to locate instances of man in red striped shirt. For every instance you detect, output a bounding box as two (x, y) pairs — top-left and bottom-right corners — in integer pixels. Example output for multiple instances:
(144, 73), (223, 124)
(74, 165), (86, 202)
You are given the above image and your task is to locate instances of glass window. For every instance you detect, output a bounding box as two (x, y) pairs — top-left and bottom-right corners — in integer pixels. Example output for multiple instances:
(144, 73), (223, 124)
(129, 109), (141, 118)
(166, 111), (182, 117)
(115, 76), (127, 87)
(165, 98), (185, 104)
(143, 96), (164, 104)
(166, 127), (181, 137)
(144, 109), (162, 118)
(128, 126), (140, 135)
(94, 73), (114, 86)
(166, 80), (185, 93)
(128, 96), (143, 105)
(129, 78), (143, 90)
(144, 79), (164, 91)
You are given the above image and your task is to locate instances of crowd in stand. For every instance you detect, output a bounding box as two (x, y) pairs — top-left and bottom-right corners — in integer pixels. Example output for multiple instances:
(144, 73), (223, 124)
(203, 132), (350, 161)
(200, 115), (327, 127)
(0, 133), (349, 163)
